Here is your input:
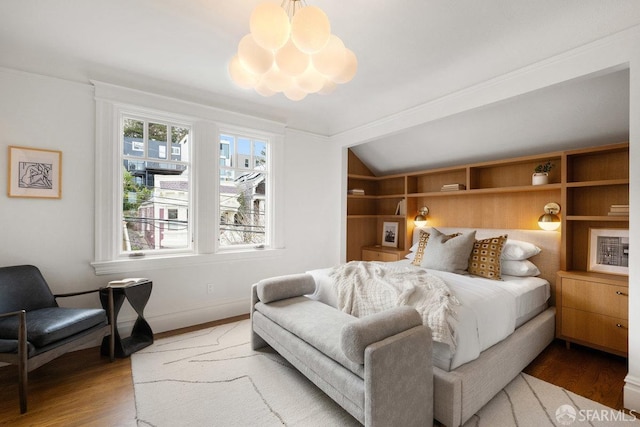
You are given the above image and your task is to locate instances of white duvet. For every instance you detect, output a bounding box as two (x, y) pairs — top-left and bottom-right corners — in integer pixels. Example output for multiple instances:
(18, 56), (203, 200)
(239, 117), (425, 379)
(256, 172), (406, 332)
(307, 260), (550, 371)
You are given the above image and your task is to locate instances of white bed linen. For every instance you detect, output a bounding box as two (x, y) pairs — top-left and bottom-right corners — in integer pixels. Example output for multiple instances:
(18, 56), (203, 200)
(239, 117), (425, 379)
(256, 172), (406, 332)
(307, 260), (550, 371)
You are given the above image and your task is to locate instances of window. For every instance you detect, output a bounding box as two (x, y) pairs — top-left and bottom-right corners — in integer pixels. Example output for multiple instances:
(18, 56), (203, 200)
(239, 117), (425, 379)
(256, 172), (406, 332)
(218, 133), (269, 248)
(121, 116), (191, 253)
(92, 82), (285, 273)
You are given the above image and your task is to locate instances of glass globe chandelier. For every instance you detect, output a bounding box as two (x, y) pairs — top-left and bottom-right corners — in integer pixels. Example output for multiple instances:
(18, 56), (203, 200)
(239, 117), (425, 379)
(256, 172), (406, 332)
(229, 0), (358, 101)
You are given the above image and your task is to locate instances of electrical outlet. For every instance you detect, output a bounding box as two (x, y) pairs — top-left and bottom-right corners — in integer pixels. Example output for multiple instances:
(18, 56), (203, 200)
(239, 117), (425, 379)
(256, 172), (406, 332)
(207, 284), (215, 294)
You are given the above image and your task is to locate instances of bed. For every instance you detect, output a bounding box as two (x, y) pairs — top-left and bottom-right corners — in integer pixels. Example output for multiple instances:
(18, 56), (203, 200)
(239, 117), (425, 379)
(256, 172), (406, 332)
(307, 227), (559, 426)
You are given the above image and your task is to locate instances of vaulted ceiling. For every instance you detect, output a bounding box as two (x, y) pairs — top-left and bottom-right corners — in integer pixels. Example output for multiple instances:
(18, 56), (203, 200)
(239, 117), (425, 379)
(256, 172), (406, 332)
(1, 1), (638, 171)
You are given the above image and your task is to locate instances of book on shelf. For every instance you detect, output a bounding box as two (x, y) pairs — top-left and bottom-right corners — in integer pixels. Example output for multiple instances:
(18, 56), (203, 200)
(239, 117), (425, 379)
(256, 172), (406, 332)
(395, 199), (406, 215)
(440, 183), (466, 191)
(348, 188), (365, 195)
(609, 204), (629, 212)
(608, 204), (629, 216)
(108, 278), (149, 287)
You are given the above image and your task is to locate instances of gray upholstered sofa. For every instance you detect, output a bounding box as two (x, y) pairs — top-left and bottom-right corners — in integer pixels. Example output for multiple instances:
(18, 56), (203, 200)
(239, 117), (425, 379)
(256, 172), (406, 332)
(251, 273), (434, 427)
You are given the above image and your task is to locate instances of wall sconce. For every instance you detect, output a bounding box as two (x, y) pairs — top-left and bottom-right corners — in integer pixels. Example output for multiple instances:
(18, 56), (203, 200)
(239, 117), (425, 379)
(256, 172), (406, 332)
(538, 202), (561, 231)
(414, 206), (429, 227)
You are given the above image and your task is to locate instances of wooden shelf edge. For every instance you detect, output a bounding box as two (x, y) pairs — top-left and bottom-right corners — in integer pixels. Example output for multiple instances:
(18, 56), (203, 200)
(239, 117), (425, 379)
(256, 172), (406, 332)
(348, 174), (378, 180)
(566, 215), (629, 221)
(347, 215), (405, 219)
(406, 183), (561, 198)
(347, 194), (405, 199)
(347, 194), (377, 199)
(566, 178), (629, 188)
(348, 173), (406, 181)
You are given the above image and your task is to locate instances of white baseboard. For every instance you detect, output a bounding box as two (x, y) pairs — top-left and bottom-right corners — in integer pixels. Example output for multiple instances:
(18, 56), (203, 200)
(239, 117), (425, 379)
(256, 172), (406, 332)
(624, 374), (640, 412)
(140, 297), (250, 334)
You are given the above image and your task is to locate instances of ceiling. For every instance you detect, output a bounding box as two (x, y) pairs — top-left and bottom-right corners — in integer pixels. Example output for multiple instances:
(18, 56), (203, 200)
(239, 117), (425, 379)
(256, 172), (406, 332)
(0, 1), (638, 171)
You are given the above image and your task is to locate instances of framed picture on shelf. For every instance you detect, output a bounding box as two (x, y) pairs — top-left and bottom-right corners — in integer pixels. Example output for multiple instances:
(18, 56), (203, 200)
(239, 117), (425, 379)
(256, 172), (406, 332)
(381, 221), (399, 247)
(587, 228), (629, 276)
(8, 146), (62, 199)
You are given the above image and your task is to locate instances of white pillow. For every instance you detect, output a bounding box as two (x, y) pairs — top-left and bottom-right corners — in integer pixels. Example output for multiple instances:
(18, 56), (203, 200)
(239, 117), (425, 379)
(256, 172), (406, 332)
(501, 239), (541, 261)
(501, 260), (541, 277)
(419, 228), (476, 273)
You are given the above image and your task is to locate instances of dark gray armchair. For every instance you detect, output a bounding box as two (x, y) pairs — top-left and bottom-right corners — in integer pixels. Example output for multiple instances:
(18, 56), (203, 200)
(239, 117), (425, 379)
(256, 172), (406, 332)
(0, 265), (114, 413)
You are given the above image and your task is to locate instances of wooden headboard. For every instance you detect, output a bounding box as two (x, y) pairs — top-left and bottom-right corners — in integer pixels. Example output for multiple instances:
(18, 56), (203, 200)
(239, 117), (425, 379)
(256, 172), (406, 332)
(412, 227), (561, 305)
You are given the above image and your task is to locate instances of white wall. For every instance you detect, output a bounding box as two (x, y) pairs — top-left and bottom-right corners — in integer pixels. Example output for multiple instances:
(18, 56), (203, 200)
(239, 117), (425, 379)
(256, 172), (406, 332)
(0, 68), (343, 333)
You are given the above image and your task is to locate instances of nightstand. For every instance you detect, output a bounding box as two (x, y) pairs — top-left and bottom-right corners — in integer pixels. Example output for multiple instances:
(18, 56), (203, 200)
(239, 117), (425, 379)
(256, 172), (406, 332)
(99, 280), (154, 357)
(556, 270), (628, 357)
(361, 246), (406, 262)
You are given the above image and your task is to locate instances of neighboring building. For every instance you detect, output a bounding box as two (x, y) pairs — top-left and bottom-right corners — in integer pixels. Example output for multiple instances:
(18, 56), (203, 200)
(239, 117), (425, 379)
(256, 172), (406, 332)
(219, 171), (266, 246)
(138, 176), (190, 249)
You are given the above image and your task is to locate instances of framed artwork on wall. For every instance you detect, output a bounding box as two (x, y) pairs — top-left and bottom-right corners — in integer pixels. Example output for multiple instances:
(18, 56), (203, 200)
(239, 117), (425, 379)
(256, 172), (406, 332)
(8, 146), (62, 199)
(587, 228), (629, 276)
(381, 221), (398, 247)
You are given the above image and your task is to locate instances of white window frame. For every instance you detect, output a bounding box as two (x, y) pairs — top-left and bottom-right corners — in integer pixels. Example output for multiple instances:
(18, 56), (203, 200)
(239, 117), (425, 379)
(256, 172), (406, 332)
(121, 112), (193, 255)
(91, 81), (285, 275)
(216, 127), (273, 252)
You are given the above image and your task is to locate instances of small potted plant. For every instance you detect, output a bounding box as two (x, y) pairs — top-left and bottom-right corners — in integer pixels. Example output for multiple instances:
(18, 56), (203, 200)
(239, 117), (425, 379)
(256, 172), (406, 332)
(532, 161), (554, 185)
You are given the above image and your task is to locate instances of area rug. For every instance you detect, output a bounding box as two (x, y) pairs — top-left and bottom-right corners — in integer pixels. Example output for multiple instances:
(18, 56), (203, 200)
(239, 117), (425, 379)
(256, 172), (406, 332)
(131, 319), (638, 426)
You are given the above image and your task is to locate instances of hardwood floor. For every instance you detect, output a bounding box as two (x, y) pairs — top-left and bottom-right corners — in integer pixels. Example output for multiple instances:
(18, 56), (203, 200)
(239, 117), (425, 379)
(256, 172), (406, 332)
(523, 339), (628, 411)
(0, 316), (628, 426)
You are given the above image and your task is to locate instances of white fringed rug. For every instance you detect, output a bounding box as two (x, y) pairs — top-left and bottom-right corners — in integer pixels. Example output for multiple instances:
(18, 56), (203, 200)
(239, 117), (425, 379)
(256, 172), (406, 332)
(131, 319), (638, 426)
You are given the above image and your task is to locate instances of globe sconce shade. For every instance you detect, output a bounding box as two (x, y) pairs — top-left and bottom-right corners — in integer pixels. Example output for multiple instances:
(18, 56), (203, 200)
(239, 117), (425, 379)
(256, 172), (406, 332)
(414, 206), (429, 228)
(229, 1), (357, 100)
(538, 202), (561, 231)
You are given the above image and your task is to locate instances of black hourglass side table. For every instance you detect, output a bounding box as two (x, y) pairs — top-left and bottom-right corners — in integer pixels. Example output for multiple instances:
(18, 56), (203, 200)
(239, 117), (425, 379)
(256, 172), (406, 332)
(100, 280), (153, 358)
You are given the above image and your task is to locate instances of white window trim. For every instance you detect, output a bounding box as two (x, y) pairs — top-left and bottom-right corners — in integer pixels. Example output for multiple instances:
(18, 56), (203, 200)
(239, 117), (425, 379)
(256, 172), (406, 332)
(91, 81), (286, 275)
(216, 125), (282, 253)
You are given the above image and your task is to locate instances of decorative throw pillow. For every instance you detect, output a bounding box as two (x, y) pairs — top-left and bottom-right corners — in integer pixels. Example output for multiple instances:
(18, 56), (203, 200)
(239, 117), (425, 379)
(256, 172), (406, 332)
(501, 239), (541, 261)
(501, 259), (541, 277)
(468, 235), (508, 280)
(419, 228), (477, 273)
(411, 230), (431, 266)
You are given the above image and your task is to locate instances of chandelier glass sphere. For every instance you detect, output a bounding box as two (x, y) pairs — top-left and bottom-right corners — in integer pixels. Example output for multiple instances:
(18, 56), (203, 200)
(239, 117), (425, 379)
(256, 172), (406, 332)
(229, 0), (357, 101)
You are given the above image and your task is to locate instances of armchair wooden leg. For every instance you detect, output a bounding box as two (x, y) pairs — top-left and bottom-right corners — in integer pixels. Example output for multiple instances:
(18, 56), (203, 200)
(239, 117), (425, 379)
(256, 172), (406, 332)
(18, 310), (28, 414)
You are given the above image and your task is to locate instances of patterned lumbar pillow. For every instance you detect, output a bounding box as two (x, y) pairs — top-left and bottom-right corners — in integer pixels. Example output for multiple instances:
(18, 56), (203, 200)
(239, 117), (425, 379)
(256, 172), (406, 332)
(411, 230), (431, 266)
(468, 235), (508, 280)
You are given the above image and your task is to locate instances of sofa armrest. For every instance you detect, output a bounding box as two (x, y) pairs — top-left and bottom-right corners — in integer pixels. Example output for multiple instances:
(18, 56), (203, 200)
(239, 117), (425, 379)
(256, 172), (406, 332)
(340, 306), (422, 365)
(256, 273), (316, 304)
(365, 326), (433, 427)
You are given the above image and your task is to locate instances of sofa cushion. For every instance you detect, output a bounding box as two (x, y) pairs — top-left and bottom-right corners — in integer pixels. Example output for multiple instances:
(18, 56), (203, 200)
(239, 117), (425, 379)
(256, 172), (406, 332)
(0, 307), (107, 348)
(255, 297), (365, 378)
(257, 274), (316, 304)
(341, 306), (422, 364)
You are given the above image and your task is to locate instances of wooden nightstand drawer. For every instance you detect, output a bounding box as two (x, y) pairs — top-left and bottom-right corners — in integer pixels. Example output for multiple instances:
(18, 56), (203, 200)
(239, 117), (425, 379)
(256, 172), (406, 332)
(561, 308), (628, 354)
(362, 247), (402, 262)
(561, 278), (628, 319)
(556, 270), (629, 356)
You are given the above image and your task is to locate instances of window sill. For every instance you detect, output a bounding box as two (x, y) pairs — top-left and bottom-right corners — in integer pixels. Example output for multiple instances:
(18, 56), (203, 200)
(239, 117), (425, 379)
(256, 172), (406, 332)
(91, 248), (285, 275)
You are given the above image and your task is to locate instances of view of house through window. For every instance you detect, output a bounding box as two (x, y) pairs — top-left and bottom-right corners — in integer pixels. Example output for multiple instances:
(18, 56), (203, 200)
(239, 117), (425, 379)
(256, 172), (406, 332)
(219, 133), (268, 247)
(122, 116), (191, 252)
